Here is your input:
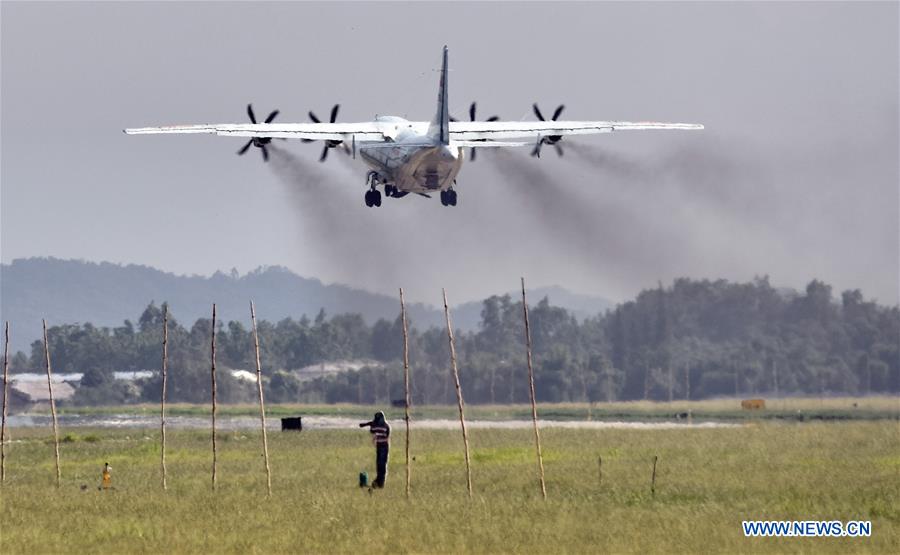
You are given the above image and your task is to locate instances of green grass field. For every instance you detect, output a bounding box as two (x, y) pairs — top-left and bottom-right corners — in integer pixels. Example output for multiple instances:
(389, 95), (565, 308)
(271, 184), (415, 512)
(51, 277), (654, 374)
(1, 412), (898, 553)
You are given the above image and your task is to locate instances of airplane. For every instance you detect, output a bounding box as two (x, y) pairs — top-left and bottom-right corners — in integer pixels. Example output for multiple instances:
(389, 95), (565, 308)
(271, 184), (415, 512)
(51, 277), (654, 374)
(125, 46), (703, 208)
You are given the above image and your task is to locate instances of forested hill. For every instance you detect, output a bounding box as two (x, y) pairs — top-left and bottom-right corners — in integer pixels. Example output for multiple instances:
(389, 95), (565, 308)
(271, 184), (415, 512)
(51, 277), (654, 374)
(0, 258), (612, 350)
(5, 275), (896, 405)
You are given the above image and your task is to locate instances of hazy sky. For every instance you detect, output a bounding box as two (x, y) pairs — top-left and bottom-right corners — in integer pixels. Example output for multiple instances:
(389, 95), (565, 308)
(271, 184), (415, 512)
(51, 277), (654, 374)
(2, 1), (898, 306)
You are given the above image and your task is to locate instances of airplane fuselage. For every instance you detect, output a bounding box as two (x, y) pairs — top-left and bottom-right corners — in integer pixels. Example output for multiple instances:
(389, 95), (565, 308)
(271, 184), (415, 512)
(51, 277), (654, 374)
(358, 116), (463, 193)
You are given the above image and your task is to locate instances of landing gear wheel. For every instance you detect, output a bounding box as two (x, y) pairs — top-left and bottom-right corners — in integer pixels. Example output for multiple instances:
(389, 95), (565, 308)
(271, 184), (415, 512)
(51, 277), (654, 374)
(372, 190), (382, 207)
(441, 189), (457, 207)
(364, 190), (375, 207)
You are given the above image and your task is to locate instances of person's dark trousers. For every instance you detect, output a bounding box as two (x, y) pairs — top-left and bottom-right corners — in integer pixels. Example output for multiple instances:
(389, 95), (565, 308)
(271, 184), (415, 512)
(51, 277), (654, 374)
(374, 444), (389, 488)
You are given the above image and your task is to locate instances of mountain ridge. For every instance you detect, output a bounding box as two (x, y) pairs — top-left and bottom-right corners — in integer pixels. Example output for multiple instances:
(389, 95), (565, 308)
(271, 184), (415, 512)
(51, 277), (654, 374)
(0, 257), (615, 351)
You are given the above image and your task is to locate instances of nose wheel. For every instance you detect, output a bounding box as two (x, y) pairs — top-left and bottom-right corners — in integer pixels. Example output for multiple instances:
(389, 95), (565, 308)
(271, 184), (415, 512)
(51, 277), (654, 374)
(440, 189), (458, 207)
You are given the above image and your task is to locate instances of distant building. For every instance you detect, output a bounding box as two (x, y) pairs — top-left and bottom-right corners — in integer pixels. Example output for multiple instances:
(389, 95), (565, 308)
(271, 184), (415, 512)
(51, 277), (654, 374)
(229, 369), (259, 384)
(6, 380), (76, 413)
(8, 372), (83, 384)
(6, 371), (154, 384)
(2, 371), (154, 413)
(294, 359), (384, 382)
(113, 371), (155, 381)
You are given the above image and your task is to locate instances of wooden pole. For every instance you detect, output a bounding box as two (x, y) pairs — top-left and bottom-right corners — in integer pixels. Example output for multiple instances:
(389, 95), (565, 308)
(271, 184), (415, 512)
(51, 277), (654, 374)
(597, 455), (602, 488)
(42, 320), (61, 488)
(400, 288), (411, 498)
(667, 365), (674, 402)
(210, 304), (218, 490)
(1, 322), (9, 484)
(442, 289), (472, 497)
(160, 305), (169, 490)
(651, 455), (658, 497)
(684, 365), (690, 400)
(606, 369), (613, 403)
(578, 366), (591, 421)
(489, 366), (495, 405)
(250, 301), (272, 497)
(864, 356), (871, 396)
(733, 362), (739, 397)
(643, 368), (650, 400)
(521, 278), (547, 499)
(772, 359), (779, 398)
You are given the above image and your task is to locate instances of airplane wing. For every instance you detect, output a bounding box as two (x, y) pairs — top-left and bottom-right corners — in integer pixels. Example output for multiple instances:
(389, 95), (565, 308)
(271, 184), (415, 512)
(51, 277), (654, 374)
(449, 120), (703, 141)
(124, 122), (387, 142)
(125, 120), (701, 146)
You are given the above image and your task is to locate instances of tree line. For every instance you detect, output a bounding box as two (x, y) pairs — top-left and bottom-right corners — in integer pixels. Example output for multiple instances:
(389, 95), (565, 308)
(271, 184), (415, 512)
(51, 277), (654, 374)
(7, 277), (898, 405)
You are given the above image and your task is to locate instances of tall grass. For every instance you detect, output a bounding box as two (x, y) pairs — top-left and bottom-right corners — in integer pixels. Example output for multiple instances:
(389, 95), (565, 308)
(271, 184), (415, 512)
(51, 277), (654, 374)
(1, 421), (897, 553)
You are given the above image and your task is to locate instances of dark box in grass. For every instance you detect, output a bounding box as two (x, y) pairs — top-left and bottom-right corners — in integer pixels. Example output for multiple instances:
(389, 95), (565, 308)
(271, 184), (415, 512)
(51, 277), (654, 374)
(281, 416), (303, 431)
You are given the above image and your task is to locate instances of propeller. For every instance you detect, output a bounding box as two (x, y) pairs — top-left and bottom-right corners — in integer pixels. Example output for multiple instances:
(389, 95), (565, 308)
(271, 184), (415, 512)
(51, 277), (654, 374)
(531, 103), (565, 158)
(236, 104), (280, 162)
(306, 104), (350, 162)
(450, 102), (499, 161)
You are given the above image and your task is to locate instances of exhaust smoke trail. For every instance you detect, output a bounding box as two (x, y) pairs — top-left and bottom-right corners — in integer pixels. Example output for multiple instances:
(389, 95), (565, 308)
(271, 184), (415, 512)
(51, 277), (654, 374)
(267, 144), (355, 228)
(566, 142), (643, 178)
(265, 129), (895, 308)
(486, 148), (649, 265)
(266, 143), (401, 287)
(266, 144), (518, 304)
(484, 138), (800, 299)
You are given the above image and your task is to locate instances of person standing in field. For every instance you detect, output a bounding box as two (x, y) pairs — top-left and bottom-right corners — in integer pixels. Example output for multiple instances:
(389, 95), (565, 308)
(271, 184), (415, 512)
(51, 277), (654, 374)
(359, 411), (390, 488)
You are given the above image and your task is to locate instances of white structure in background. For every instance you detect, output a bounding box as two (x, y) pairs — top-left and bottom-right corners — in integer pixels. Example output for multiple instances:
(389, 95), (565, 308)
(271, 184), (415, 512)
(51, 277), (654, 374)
(5, 381), (76, 412)
(8, 371), (154, 383)
(229, 370), (259, 384)
(294, 360), (384, 382)
(3, 371), (154, 412)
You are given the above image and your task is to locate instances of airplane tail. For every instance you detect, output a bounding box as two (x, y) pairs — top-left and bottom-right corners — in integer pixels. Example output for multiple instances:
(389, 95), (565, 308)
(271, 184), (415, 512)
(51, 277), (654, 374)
(426, 46), (450, 146)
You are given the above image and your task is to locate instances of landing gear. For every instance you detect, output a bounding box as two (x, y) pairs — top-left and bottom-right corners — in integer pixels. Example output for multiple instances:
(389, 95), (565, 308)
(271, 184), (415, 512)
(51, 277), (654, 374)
(364, 189), (382, 207)
(365, 171), (383, 208)
(384, 185), (409, 199)
(440, 189), (458, 207)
